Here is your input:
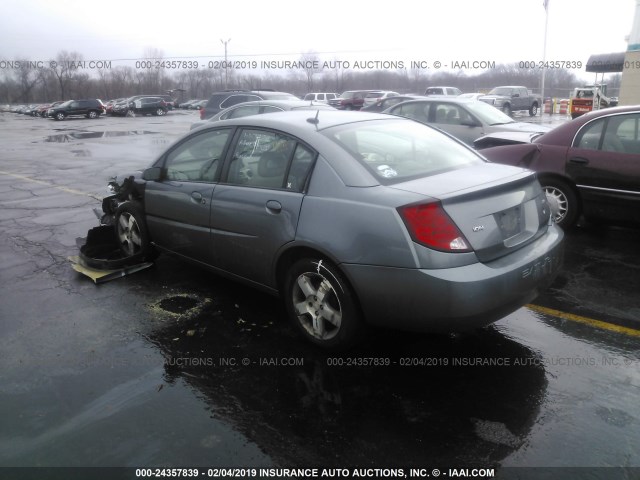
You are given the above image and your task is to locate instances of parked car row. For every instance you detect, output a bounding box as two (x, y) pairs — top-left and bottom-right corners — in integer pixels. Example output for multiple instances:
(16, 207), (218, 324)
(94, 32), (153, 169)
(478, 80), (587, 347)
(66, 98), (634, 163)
(4, 94), (182, 120)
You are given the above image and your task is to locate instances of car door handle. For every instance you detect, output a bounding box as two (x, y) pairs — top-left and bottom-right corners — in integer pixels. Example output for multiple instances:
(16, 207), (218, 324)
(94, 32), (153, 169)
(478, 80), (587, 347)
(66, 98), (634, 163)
(191, 191), (206, 205)
(266, 200), (282, 213)
(569, 156), (589, 165)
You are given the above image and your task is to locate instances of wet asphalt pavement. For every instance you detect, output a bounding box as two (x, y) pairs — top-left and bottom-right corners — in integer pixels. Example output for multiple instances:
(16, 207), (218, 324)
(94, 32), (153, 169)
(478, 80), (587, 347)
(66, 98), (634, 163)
(0, 111), (639, 479)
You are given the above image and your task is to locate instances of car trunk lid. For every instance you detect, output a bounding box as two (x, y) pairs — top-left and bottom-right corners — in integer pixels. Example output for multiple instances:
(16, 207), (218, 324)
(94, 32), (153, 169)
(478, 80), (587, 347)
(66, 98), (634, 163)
(391, 163), (551, 262)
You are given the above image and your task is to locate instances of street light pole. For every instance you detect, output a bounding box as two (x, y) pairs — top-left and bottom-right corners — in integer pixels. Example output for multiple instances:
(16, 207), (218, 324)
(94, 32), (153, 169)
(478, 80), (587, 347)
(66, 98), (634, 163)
(220, 38), (231, 89)
(541, 0), (549, 114)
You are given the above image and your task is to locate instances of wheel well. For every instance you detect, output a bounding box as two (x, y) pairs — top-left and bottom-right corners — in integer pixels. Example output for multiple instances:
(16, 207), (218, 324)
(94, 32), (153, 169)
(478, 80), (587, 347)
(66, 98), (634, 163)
(537, 173), (582, 207)
(274, 246), (363, 312)
(275, 247), (332, 291)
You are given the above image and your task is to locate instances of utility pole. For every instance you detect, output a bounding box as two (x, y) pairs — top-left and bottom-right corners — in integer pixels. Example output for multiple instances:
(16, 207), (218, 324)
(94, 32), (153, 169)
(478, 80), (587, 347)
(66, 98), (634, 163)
(221, 38), (231, 89)
(541, 0), (549, 115)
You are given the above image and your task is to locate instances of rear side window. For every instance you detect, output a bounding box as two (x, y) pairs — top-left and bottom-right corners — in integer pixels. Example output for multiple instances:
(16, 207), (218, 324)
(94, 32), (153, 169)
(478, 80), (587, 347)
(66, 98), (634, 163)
(324, 120), (482, 183)
(225, 130), (315, 191)
(225, 105), (261, 119)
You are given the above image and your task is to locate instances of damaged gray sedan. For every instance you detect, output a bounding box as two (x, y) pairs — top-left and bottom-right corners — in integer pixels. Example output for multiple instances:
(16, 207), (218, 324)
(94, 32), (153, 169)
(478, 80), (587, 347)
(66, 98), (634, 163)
(102, 110), (564, 349)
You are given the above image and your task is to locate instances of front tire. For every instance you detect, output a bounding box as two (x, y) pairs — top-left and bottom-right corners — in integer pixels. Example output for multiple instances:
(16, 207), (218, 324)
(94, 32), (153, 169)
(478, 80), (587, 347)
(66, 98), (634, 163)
(114, 201), (153, 259)
(502, 104), (512, 116)
(284, 258), (363, 349)
(542, 178), (579, 228)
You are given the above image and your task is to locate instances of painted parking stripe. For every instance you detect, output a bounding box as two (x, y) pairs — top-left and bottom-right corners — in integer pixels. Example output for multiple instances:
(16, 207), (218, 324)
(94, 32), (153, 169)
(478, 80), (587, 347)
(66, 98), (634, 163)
(528, 304), (640, 338)
(0, 170), (101, 201)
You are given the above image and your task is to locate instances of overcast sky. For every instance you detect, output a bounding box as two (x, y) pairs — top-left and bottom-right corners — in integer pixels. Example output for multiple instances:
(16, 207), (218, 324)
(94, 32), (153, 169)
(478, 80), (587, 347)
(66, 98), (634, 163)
(0, 0), (635, 73)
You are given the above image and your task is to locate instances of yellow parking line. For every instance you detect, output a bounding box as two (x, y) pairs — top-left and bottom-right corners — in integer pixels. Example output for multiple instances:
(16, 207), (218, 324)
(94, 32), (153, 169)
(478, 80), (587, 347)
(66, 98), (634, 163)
(528, 304), (640, 337)
(0, 170), (101, 201)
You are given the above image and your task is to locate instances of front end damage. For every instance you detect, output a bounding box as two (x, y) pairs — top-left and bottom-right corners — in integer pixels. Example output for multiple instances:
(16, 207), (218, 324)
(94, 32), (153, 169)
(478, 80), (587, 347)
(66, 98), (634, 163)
(101, 174), (146, 225)
(71, 175), (153, 283)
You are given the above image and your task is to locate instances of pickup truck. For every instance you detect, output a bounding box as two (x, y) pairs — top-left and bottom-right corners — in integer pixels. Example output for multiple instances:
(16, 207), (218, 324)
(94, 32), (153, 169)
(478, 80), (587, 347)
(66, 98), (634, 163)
(479, 86), (541, 116)
(328, 90), (379, 110)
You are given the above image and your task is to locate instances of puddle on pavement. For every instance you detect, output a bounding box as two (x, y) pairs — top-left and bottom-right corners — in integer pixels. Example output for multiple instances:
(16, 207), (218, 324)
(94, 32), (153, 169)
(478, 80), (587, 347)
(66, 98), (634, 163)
(42, 130), (158, 143)
(159, 296), (199, 314)
(149, 294), (211, 321)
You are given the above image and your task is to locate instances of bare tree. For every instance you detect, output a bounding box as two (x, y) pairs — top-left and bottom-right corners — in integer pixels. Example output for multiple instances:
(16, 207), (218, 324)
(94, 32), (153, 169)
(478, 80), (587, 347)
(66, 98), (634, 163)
(299, 51), (322, 92)
(50, 50), (84, 99)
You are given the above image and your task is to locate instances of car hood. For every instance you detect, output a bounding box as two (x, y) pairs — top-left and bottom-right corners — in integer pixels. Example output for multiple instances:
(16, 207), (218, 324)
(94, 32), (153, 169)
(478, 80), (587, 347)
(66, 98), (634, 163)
(486, 122), (551, 134)
(474, 131), (544, 149)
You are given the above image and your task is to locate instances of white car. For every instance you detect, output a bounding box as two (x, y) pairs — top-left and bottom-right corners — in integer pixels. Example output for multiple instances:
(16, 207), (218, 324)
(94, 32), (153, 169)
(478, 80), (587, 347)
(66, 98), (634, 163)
(425, 86), (462, 96)
(363, 91), (399, 107)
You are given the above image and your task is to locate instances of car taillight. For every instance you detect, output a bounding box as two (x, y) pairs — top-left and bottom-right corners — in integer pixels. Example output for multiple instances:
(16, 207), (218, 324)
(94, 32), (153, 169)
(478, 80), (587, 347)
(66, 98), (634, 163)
(398, 202), (471, 252)
(199, 108), (205, 120)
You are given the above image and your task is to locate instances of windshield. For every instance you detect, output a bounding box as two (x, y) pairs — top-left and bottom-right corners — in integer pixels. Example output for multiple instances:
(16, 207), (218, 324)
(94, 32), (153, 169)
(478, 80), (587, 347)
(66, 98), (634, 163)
(323, 120), (483, 184)
(464, 101), (515, 125)
(340, 92), (355, 99)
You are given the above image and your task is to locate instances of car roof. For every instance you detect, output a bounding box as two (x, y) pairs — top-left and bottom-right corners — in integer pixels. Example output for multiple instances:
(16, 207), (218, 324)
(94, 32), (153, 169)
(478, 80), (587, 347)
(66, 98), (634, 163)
(221, 99), (333, 108)
(391, 97), (475, 105)
(211, 109), (393, 132)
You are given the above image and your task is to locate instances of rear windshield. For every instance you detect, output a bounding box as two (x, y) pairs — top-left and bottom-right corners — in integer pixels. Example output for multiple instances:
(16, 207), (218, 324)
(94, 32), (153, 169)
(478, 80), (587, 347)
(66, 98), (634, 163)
(323, 120), (483, 183)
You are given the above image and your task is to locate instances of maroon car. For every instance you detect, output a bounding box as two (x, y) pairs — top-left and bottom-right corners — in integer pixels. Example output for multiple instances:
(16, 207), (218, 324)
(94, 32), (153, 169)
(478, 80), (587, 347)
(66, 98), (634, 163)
(477, 106), (640, 229)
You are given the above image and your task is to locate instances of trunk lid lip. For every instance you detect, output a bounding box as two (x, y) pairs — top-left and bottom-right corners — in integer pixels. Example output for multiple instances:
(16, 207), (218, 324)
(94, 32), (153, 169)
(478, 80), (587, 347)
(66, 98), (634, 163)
(386, 163), (536, 200)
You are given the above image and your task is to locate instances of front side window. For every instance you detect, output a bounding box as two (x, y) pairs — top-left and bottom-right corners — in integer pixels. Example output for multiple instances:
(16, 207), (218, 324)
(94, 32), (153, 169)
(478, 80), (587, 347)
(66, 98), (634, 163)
(392, 102), (429, 122)
(431, 103), (473, 125)
(574, 119), (605, 151)
(165, 129), (232, 182)
(575, 114), (640, 153)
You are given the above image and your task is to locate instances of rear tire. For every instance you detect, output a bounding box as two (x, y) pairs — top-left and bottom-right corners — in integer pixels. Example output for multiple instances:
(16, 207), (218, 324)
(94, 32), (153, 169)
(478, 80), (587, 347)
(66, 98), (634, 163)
(55, 112), (65, 121)
(529, 103), (538, 116)
(284, 258), (363, 349)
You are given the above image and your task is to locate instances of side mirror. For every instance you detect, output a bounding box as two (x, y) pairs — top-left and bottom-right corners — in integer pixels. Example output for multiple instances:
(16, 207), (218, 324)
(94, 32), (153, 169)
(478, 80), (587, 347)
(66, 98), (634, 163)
(142, 167), (162, 181)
